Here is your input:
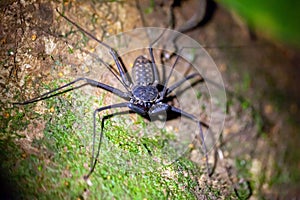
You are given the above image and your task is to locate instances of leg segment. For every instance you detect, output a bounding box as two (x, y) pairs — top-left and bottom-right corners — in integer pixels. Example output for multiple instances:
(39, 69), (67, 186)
(13, 77), (130, 105)
(149, 47), (160, 86)
(84, 102), (129, 179)
(109, 49), (132, 87)
(166, 73), (204, 96)
(157, 52), (182, 101)
(169, 105), (210, 175)
(148, 30), (167, 86)
(148, 102), (210, 175)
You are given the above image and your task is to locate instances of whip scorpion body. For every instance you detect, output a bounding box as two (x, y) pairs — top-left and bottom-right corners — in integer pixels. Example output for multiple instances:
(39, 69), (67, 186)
(14, 9), (210, 179)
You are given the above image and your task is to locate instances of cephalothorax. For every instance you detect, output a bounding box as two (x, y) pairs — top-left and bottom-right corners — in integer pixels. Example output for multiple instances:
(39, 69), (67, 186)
(14, 9), (210, 179)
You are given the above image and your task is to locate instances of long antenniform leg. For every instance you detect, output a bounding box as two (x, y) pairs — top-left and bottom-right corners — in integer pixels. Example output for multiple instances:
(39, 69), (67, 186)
(56, 8), (132, 88)
(84, 102), (129, 179)
(13, 77), (130, 105)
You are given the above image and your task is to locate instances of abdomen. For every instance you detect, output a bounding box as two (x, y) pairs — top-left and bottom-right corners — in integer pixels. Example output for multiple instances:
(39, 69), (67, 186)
(131, 55), (154, 86)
